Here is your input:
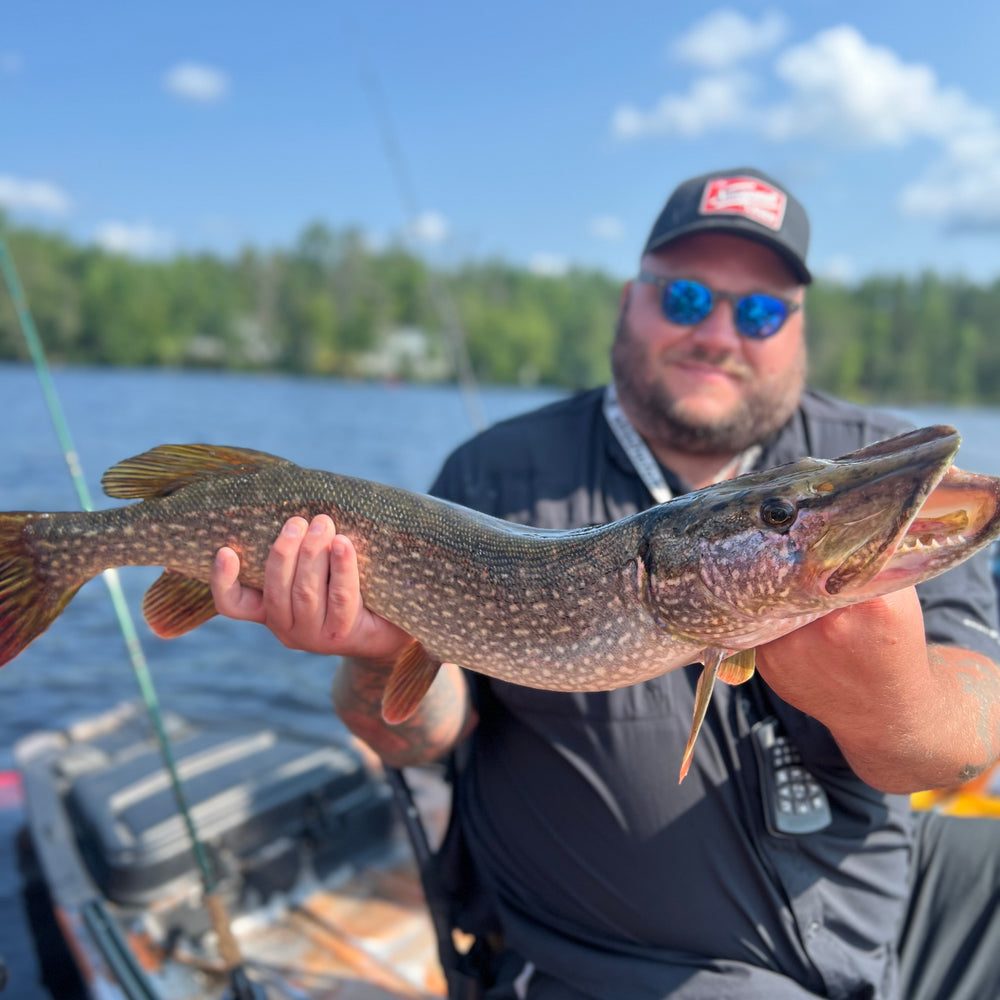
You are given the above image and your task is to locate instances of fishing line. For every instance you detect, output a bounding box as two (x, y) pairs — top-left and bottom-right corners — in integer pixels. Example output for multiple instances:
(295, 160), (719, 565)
(0, 233), (257, 994)
(346, 14), (486, 432)
(344, 23), (506, 996)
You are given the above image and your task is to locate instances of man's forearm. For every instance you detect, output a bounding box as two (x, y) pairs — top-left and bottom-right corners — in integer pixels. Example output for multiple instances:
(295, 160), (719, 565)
(332, 650), (474, 768)
(829, 644), (1000, 794)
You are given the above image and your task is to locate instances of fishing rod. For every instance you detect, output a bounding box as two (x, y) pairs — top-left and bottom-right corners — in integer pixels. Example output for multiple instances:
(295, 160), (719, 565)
(0, 233), (263, 1000)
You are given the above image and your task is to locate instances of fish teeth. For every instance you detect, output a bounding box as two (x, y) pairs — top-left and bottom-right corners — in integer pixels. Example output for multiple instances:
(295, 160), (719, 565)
(900, 532), (966, 553)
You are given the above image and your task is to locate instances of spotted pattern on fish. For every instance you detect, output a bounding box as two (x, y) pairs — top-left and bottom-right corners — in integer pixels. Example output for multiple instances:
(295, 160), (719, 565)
(2, 427), (999, 714)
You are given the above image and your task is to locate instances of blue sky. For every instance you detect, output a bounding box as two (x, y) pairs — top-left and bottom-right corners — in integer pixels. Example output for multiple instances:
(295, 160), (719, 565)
(5, 1), (1000, 283)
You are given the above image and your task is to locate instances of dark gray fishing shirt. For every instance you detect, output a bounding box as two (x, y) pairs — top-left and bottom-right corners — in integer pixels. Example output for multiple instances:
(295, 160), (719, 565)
(429, 386), (1000, 1000)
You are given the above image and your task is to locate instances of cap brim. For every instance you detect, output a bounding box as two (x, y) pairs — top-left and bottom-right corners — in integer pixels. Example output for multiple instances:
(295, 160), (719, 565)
(645, 219), (812, 285)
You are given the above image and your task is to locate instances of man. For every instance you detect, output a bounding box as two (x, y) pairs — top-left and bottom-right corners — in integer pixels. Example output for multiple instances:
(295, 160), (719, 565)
(212, 168), (1000, 999)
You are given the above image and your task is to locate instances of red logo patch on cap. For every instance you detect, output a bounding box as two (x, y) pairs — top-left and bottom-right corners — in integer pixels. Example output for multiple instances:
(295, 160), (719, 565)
(699, 176), (787, 231)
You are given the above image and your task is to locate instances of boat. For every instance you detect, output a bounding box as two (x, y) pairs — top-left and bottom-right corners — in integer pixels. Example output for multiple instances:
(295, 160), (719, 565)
(13, 550), (1000, 998)
(14, 701), (452, 999)
(12, 698), (1000, 1000)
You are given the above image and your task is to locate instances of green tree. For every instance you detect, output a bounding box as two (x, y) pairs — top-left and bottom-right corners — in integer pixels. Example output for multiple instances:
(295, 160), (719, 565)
(4, 216), (1000, 401)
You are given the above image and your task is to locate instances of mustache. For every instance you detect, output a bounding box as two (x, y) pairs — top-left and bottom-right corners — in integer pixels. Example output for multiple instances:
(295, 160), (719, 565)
(659, 345), (754, 380)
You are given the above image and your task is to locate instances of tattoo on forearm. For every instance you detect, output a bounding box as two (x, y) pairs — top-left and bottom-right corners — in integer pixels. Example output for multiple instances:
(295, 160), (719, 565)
(930, 646), (1000, 783)
(334, 654), (469, 767)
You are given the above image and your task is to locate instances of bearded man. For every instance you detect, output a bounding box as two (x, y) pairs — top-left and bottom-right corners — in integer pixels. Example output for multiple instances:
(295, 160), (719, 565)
(213, 168), (1000, 1000)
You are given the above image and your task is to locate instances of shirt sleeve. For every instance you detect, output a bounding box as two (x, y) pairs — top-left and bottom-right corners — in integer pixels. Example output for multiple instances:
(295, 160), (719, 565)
(428, 444), (489, 509)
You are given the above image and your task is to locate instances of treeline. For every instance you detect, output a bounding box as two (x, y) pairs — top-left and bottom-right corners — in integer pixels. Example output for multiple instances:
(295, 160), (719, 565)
(0, 219), (617, 389)
(2, 216), (999, 403)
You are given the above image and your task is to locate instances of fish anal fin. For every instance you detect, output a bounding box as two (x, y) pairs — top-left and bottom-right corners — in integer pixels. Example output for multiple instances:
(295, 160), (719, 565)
(678, 648), (727, 784)
(718, 648), (756, 685)
(102, 444), (289, 500)
(142, 570), (218, 638)
(381, 642), (443, 725)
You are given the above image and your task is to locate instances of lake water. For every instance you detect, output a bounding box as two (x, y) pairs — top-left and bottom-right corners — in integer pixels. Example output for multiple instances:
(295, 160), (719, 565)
(1, 363), (563, 998)
(1, 364), (571, 757)
(1, 362), (998, 996)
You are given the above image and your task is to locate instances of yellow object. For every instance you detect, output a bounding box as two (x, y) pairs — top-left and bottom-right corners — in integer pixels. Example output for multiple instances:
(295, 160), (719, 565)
(911, 764), (1000, 818)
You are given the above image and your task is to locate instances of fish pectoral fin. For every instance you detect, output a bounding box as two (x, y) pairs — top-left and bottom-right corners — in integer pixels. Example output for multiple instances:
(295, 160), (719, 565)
(102, 444), (290, 499)
(142, 571), (219, 638)
(678, 648), (729, 784)
(381, 642), (443, 725)
(717, 648), (756, 685)
(678, 648), (757, 782)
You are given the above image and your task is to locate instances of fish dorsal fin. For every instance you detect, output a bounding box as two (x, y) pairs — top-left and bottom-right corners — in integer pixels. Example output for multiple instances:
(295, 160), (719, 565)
(718, 647), (756, 685)
(102, 444), (289, 499)
(381, 642), (443, 724)
(143, 570), (218, 638)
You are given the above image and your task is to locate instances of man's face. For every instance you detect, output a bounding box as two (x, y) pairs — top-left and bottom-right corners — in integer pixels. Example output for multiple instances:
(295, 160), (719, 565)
(611, 232), (806, 457)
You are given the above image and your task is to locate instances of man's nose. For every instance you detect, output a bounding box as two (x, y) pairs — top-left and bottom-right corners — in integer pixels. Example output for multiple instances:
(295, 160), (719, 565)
(687, 298), (743, 347)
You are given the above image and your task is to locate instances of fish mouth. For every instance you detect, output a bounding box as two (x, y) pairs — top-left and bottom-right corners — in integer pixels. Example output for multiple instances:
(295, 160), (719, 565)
(820, 426), (963, 596)
(850, 465), (1000, 596)
(825, 427), (1000, 601)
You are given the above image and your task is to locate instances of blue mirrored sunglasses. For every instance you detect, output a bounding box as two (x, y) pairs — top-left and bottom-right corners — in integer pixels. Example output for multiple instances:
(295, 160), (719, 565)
(635, 272), (801, 340)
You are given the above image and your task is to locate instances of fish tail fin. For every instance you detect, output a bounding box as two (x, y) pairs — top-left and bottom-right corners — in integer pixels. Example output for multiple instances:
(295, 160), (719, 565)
(0, 513), (83, 667)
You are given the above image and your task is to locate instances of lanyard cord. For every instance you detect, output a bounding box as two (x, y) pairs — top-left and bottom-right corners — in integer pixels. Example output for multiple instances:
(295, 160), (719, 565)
(602, 383), (761, 503)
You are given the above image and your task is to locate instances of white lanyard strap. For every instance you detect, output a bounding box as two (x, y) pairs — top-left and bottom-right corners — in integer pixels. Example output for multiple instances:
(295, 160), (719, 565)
(603, 383), (674, 503)
(602, 383), (761, 505)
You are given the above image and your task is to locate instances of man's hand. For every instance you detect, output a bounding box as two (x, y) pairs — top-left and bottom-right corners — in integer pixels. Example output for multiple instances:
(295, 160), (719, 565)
(211, 514), (411, 661)
(211, 514), (473, 767)
(756, 586), (1000, 793)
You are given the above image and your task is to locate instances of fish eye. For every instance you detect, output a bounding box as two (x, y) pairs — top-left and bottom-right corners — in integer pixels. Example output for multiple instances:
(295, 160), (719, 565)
(759, 498), (797, 530)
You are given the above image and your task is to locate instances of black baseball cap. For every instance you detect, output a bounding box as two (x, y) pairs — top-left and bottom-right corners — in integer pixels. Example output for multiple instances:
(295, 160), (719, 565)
(642, 167), (811, 284)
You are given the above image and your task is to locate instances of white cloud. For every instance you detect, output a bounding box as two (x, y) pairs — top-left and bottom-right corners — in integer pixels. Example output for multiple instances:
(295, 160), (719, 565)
(360, 229), (387, 254)
(0, 51), (22, 76)
(768, 26), (991, 146)
(818, 253), (856, 284)
(899, 157), (1000, 230)
(0, 175), (71, 215)
(673, 9), (788, 70)
(163, 62), (230, 104)
(612, 71), (754, 140)
(589, 215), (625, 241)
(409, 210), (450, 244)
(94, 221), (173, 257)
(614, 21), (1000, 231)
(769, 26), (1000, 228)
(529, 253), (569, 277)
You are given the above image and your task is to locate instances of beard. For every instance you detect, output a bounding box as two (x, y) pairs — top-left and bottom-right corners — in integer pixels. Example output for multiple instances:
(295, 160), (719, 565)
(610, 312), (806, 457)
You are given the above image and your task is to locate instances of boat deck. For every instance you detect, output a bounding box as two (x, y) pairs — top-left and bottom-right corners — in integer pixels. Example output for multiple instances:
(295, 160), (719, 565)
(17, 706), (454, 1000)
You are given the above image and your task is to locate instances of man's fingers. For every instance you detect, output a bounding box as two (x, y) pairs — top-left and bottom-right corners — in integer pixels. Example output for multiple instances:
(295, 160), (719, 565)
(214, 515), (411, 659)
(290, 515), (340, 624)
(261, 516), (311, 632)
(326, 533), (415, 659)
(324, 533), (363, 641)
(211, 546), (266, 622)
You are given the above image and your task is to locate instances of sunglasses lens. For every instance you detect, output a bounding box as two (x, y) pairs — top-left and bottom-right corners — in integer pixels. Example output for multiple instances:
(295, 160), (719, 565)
(662, 279), (713, 326)
(736, 295), (788, 339)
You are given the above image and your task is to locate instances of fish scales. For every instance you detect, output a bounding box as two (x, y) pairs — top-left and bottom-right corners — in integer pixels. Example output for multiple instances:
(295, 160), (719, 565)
(18, 463), (693, 690)
(2, 429), (1000, 780)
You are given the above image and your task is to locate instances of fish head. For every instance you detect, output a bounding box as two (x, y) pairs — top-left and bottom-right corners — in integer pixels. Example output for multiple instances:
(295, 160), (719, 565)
(638, 425), (1000, 645)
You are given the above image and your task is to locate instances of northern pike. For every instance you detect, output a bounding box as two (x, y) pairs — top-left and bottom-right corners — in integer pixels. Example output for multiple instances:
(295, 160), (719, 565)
(1, 425), (999, 781)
